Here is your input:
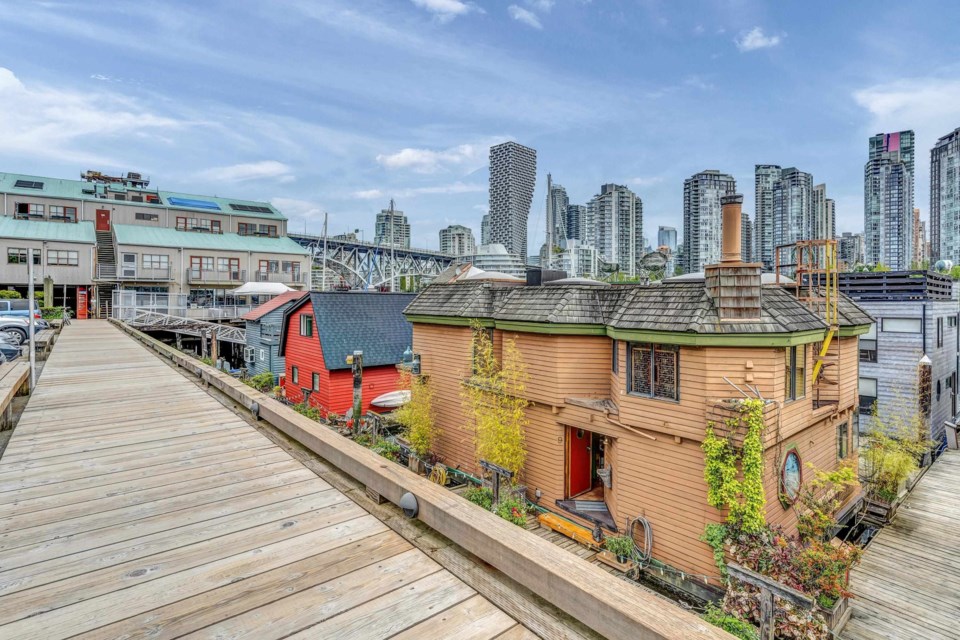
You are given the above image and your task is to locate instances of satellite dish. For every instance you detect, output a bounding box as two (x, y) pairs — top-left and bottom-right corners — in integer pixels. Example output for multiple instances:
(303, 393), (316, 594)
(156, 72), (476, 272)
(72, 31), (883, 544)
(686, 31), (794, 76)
(935, 259), (953, 272)
(640, 251), (668, 269)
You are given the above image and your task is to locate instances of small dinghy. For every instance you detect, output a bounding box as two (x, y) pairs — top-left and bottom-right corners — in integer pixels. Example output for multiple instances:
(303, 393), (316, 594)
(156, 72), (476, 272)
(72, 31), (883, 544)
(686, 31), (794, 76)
(370, 390), (411, 409)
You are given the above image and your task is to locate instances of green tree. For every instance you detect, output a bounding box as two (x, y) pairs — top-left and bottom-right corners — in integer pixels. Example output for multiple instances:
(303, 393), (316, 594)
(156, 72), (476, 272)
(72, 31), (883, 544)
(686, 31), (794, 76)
(394, 369), (438, 458)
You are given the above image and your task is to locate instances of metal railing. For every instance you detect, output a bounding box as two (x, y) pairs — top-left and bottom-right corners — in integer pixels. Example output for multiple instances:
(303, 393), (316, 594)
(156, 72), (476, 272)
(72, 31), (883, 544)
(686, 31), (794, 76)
(186, 306), (253, 320)
(254, 270), (305, 284)
(188, 269), (246, 283)
(98, 265), (173, 280)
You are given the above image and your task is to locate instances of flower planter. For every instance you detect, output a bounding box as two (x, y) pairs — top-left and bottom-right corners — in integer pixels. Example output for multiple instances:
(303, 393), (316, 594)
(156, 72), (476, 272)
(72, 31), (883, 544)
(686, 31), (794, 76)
(818, 595), (851, 633)
(408, 455), (424, 475)
(596, 550), (635, 572)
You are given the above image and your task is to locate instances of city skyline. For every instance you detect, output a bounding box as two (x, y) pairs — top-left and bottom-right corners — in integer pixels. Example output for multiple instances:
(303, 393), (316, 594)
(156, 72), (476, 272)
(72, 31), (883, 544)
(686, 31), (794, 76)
(0, 2), (957, 256)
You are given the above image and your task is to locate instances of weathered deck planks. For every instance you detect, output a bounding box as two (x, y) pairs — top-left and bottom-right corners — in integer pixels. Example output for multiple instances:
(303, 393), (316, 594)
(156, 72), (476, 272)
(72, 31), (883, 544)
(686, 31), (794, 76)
(0, 320), (534, 639)
(842, 450), (960, 640)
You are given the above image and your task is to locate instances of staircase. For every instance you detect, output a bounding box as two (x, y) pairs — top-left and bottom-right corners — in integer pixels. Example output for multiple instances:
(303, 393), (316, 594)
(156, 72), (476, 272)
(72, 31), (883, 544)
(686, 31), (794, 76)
(95, 230), (117, 317)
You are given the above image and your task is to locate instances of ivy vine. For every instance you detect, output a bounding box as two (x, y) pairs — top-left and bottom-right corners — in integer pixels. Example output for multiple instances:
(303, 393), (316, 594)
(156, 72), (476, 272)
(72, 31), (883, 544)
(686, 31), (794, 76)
(702, 398), (767, 534)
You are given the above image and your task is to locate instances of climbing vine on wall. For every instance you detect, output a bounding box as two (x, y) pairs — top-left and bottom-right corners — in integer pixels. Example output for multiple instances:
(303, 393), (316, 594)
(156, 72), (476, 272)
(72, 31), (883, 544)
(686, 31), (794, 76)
(702, 398), (767, 533)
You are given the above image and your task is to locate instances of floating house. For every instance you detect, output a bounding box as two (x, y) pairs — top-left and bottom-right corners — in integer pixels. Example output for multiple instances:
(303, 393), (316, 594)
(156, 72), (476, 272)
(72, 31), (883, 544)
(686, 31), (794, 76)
(404, 195), (873, 597)
(241, 290), (307, 379)
(279, 292), (415, 417)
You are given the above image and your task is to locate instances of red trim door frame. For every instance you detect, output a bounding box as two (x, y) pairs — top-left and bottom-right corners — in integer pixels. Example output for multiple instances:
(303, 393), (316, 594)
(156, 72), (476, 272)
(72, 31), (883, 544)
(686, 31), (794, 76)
(95, 209), (111, 232)
(568, 426), (592, 497)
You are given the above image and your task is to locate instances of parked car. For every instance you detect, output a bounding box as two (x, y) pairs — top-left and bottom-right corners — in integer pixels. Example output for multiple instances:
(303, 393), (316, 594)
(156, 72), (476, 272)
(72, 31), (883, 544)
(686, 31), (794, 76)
(0, 318), (30, 345)
(0, 340), (20, 361)
(0, 300), (41, 319)
(0, 316), (49, 331)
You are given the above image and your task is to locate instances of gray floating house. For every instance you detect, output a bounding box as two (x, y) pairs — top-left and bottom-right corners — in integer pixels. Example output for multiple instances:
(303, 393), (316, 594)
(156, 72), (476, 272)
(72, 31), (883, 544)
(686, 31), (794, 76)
(241, 291), (308, 379)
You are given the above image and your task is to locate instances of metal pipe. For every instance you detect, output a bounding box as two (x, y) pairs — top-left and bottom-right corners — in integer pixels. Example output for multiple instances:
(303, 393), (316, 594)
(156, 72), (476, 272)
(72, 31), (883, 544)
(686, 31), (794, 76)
(27, 248), (36, 390)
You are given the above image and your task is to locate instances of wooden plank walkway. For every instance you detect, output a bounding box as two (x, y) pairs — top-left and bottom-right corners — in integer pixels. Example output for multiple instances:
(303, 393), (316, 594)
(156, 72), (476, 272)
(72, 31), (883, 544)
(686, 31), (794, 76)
(0, 320), (536, 640)
(842, 450), (960, 640)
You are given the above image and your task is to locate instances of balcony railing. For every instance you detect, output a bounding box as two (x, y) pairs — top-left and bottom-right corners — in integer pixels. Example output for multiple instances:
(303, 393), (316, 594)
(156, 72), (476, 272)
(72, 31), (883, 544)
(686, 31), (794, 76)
(15, 212), (78, 223)
(186, 306), (253, 320)
(188, 269), (246, 283)
(254, 270), (305, 284)
(98, 265), (174, 281)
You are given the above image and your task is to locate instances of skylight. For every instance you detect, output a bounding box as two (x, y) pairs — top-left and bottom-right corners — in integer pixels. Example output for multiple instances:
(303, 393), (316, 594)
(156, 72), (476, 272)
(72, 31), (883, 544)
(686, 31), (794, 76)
(229, 203), (273, 214)
(14, 180), (43, 189)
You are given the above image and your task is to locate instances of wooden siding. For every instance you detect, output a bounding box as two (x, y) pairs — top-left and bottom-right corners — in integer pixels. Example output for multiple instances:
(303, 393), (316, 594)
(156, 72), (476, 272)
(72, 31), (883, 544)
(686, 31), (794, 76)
(245, 306), (289, 379)
(858, 299), (959, 441)
(284, 301), (403, 417)
(415, 322), (862, 584)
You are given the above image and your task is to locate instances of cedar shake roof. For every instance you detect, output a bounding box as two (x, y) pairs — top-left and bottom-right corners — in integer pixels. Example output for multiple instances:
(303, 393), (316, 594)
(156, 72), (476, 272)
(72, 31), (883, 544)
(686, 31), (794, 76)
(241, 291), (308, 321)
(405, 281), (872, 334)
(281, 292), (416, 371)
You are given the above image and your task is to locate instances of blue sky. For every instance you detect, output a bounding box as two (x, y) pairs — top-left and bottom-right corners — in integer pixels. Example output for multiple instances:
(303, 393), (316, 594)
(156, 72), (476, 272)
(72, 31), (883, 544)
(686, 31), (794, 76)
(0, 0), (958, 254)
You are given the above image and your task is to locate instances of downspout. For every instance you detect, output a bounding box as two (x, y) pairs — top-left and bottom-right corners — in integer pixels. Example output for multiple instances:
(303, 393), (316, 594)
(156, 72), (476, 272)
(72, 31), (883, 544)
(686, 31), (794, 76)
(922, 303), (927, 354)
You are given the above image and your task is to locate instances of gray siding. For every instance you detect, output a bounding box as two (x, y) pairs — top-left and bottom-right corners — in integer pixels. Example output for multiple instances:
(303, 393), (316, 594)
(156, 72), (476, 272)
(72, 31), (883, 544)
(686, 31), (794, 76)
(244, 306), (288, 379)
(859, 298), (959, 442)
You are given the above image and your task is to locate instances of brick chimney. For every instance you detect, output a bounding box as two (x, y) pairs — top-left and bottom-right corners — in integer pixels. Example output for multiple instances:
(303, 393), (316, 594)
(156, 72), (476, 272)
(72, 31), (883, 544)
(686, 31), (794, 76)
(705, 194), (762, 321)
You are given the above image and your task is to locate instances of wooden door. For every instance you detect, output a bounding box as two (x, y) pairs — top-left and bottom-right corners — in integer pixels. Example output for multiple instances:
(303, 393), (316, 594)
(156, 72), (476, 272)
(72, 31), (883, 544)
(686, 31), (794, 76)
(568, 427), (592, 497)
(95, 209), (111, 231)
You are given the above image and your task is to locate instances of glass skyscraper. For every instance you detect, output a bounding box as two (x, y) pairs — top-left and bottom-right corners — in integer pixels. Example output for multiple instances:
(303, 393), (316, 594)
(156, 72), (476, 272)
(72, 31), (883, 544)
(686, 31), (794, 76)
(931, 127), (960, 264)
(864, 131), (914, 269)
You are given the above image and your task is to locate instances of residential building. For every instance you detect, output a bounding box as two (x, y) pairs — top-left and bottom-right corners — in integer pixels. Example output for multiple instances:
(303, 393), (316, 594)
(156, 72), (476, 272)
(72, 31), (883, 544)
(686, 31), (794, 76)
(912, 209), (928, 267)
(480, 214), (491, 246)
(554, 240), (598, 278)
(772, 167), (814, 268)
(740, 213), (753, 263)
(657, 226), (677, 253)
(566, 204), (585, 242)
(405, 195), (870, 597)
(842, 270), (957, 444)
(279, 292), (415, 416)
(438, 224), (476, 257)
(547, 176), (569, 242)
(812, 183), (836, 241)
(865, 131), (915, 269)
(0, 171), (310, 317)
(839, 232), (866, 270)
(682, 170), (736, 272)
(374, 200), (411, 249)
(465, 243), (527, 278)
(930, 127), (960, 263)
(754, 164), (782, 270)
(489, 141), (537, 263)
(585, 184), (643, 277)
(242, 291), (308, 379)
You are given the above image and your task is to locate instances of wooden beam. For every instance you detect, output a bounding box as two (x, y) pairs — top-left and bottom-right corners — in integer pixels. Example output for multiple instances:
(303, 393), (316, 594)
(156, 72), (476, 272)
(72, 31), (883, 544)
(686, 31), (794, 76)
(114, 320), (735, 640)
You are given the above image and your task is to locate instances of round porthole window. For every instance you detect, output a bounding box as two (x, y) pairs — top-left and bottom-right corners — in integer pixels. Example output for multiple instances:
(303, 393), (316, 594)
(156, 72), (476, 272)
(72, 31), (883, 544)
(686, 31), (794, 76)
(781, 450), (802, 504)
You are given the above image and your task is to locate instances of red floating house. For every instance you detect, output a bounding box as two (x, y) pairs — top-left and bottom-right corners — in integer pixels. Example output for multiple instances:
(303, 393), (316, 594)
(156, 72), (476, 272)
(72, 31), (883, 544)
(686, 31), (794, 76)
(278, 291), (416, 417)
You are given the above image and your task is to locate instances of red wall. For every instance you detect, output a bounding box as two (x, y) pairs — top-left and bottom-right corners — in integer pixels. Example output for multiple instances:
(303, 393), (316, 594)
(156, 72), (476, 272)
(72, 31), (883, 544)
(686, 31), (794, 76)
(283, 300), (403, 417)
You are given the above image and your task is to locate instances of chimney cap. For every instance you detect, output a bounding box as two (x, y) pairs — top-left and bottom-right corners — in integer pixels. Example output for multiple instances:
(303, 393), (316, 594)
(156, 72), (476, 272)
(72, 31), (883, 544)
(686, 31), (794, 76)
(721, 194), (744, 205)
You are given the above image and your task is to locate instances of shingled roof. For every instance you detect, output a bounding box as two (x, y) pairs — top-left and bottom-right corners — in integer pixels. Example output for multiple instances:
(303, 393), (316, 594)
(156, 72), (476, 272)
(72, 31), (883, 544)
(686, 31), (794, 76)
(241, 291), (307, 322)
(281, 292), (415, 370)
(405, 281), (872, 334)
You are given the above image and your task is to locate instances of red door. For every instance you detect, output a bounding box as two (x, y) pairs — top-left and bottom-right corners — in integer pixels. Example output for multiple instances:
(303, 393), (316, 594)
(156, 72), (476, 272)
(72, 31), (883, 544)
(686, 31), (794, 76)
(95, 209), (111, 231)
(568, 427), (592, 497)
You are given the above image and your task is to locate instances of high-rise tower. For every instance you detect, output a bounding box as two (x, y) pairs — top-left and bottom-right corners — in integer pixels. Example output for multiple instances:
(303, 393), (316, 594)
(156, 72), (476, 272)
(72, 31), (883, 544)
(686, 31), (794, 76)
(931, 128), (960, 263)
(585, 184), (643, 276)
(683, 170), (737, 272)
(865, 131), (914, 269)
(754, 164), (782, 270)
(488, 141), (537, 262)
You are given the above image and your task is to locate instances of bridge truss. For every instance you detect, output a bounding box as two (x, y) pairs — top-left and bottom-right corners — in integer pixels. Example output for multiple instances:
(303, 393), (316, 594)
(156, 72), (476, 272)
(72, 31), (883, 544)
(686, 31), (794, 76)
(124, 310), (246, 344)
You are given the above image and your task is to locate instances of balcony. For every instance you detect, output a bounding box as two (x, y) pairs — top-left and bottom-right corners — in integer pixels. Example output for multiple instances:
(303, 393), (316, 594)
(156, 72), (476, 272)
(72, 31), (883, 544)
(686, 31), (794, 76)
(254, 270), (306, 285)
(97, 265), (174, 281)
(188, 269), (246, 284)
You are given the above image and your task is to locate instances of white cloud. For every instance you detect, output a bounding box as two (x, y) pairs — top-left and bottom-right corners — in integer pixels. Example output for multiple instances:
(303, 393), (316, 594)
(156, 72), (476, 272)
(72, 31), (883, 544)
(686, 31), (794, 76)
(353, 182), (485, 199)
(376, 143), (488, 174)
(693, 24), (705, 35)
(735, 27), (782, 52)
(525, 0), (554, 11)
(508, 5), (542, 29)
(198, 160), (294, 183)
(354, 189), (385, 200)
(0, 67), (182, 165)
(271, 197), (325, 220)
(853, 77), (960, 130)
(411, 0), (479, 22)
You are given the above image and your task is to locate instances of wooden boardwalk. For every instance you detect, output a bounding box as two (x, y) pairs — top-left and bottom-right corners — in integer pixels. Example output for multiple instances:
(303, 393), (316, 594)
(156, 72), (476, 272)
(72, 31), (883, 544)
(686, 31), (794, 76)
(842, 450), (960, 640)
(0, 321), (535, 639)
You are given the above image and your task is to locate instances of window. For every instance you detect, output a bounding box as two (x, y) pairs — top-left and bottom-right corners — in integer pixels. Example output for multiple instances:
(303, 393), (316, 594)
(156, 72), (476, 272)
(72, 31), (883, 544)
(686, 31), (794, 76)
(949, 316), (958, 328)
(784, 346), (806, 401)
(611, 340), (618, 374)
(937, 318), (944, 348)
(243, 346), (255, 363)
(238, 222), (278, 236)
(859, 377), (877, 413)
(881, 317), (922, 333)
(860, 323), (877, 362)
(176, 217), (221, 233)
(852, 409), (861, 453)
(628, 343), (678, 401)
(937, 380), (941, 402)
(7, 248), (40, 265)
(190, 256), (215, 273)
(299, 314), (313, 337)
(837, 422), (849, 460)
(282, 261), (301, 277)
(47, 250), (78, 266)
(291, 366), (299, 385)
(16, 203), (45, 218)
(136, 212), (159, 222)
(781, 450), (802, 503)
(260, 349), (266, 361)
(312, 372), (320, 391)
(217, 258), (240, 274)
(142, 254), (169, 269)
(48, 206), (77, 222)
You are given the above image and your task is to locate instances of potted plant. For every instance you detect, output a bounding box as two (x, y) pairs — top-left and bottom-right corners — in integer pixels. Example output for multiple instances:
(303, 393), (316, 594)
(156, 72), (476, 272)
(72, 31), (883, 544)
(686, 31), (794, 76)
(604, 534), (635, 564)
(394, 371), (437, 475)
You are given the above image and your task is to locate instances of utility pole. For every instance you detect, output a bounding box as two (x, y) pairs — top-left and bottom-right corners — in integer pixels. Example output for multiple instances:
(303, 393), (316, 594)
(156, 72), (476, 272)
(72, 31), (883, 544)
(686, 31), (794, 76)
(390, 199), (396, 292)
(546, 173), (553, 271)
(321, 212), (328, 292)
(27, 248), (36, 390)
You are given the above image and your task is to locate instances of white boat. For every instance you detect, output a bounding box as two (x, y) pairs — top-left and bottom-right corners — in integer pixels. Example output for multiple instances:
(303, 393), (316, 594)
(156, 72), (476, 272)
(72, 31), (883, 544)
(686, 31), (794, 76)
(371, 390), (411, 409)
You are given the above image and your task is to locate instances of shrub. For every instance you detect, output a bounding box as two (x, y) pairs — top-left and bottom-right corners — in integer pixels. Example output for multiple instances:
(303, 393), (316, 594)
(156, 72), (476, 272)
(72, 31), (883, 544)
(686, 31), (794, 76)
(199, 357), (214, 366)
(272, 385), (282, 398)
(354, 433), (374, 447)
(40, 307), (64, 320)
(495, 495), (527, 526)
(463, 486), (493, 511)
(246, 372), (275, 392)
(394, 371), (438, 458)
(604, 534), (635, 560)
(293, 402), (322, 421)
(702, 604), (759, 640)
(371, 437), (401, 462)
(0, 290), (21, 299)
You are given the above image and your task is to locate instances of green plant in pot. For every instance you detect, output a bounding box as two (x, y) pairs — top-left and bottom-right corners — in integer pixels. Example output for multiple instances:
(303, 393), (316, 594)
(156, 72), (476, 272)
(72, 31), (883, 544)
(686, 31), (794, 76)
(604, 534), (634, 563)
